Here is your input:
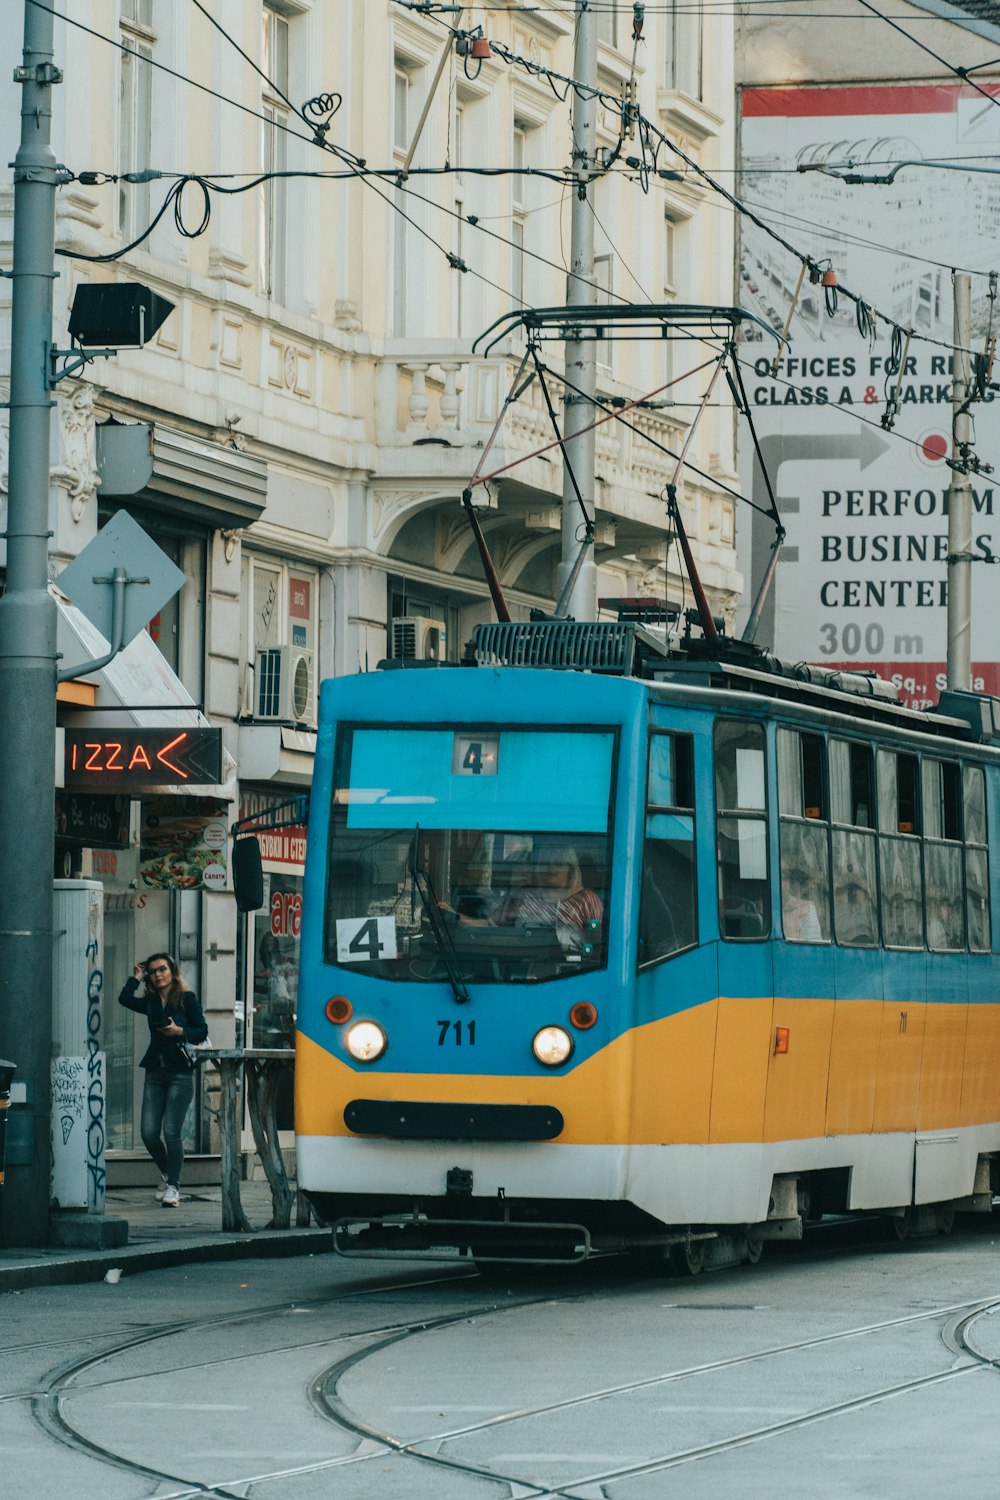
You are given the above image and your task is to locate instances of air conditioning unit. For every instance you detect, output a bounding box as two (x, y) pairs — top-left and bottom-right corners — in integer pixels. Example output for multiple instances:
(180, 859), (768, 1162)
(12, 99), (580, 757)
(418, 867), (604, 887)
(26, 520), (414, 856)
(392, 615), (447, 661)
(255, 646), (316, 725)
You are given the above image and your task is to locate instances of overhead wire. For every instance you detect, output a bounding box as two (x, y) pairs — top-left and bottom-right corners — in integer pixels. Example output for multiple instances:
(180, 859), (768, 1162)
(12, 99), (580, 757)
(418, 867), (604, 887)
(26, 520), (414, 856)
(31, 0), (1000, 479)
(36, 0), (999, 359)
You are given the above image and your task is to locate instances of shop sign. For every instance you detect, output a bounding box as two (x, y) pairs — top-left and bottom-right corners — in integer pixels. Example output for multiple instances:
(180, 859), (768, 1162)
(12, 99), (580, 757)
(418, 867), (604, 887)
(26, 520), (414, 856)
(139, 797), (228, 890)
(239, 789), (307, 872)
(65, 728), (223, 787)
(55, 793), (130, 848)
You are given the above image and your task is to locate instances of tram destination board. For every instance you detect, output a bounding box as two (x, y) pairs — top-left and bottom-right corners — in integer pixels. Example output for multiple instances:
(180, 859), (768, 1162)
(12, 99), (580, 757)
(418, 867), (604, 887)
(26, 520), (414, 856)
(64, 728), (223, 788)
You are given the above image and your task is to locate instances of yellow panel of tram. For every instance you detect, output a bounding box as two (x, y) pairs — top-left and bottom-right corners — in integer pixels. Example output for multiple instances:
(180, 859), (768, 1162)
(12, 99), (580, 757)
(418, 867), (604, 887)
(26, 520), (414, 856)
(764, 998), (835, 1142)
(825, 999), (881, 1137)
(628, 1000), (716, 1144)
(873, 999), (926, 1133)
(960, 1002), (1000, 1123)
(709, 996), (772, 1143)
(917, 1002), (968, 1131)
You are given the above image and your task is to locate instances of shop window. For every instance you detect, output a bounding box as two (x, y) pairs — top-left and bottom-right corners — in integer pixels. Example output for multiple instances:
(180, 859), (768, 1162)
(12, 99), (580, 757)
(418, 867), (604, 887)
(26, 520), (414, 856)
(638, 733), (696, 967)
(715, 718), (770, 940)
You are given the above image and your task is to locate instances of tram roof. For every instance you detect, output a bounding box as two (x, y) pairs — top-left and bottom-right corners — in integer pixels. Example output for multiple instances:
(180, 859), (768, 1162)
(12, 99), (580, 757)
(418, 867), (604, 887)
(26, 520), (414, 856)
(465, 619), (1000, 750)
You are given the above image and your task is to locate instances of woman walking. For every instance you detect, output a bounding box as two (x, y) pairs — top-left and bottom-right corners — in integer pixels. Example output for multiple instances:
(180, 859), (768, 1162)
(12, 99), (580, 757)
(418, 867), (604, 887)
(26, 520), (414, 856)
(118, 953), (208, 1206)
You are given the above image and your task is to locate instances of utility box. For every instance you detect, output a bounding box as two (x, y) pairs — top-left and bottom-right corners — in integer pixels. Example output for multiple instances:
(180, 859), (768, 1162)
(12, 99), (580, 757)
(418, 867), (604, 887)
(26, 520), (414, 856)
(51, 880), (106, 1213)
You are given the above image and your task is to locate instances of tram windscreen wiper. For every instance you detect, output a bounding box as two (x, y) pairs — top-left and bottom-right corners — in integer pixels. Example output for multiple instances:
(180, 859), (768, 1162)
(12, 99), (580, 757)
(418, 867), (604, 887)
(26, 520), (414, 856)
(408, 831), (471, 1005)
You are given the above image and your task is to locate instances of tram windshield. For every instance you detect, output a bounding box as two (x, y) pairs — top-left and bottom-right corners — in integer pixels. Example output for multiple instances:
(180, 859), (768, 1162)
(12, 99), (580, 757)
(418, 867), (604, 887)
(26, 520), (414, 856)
(325, 725), (615, 983)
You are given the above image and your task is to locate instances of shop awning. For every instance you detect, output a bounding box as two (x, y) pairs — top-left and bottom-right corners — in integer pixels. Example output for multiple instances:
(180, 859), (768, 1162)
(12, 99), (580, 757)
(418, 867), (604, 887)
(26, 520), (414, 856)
(55, 589), (237, 800)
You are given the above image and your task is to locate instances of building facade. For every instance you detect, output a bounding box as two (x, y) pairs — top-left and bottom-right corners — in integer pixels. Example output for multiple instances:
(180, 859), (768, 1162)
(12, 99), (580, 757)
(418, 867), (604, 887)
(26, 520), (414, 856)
(0, 1), (741, 1173)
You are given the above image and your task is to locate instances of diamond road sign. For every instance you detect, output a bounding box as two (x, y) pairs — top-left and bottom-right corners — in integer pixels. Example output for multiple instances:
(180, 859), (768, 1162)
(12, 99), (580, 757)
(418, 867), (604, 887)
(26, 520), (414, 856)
(56, 511), (186, 649)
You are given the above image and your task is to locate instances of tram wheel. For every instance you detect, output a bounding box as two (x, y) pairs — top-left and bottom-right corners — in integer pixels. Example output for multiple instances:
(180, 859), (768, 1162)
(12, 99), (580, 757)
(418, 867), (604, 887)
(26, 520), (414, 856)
(671, 1239), (706, 1276)
(880, 1209), (911, 1244)
(936, 1208), (956, 1236)
(744, 1234), (765, 1266)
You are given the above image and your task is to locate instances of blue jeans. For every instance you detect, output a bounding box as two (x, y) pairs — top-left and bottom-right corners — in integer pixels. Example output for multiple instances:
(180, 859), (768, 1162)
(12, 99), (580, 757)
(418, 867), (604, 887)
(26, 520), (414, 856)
(140, 1067), (194, 1187)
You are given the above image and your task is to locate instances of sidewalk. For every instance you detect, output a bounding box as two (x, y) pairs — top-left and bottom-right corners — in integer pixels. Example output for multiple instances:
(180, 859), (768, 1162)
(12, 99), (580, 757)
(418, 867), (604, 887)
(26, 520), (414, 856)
(0, 1181), (331, 1293)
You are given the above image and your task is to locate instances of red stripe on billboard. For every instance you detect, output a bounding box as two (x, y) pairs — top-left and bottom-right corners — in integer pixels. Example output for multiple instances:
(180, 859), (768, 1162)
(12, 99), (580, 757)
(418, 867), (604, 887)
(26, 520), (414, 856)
(740, 83), (996, 118)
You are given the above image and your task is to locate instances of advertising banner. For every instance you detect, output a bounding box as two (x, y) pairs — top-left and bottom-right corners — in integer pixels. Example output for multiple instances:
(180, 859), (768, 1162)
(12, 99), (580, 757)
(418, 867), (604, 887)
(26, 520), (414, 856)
(139, 797), (228, 890)
(739, 82), (1000, 707)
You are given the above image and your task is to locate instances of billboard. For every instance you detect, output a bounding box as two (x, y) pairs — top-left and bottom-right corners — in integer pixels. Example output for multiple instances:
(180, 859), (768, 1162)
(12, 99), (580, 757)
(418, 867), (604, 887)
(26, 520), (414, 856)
(739, 83), (1000, 707)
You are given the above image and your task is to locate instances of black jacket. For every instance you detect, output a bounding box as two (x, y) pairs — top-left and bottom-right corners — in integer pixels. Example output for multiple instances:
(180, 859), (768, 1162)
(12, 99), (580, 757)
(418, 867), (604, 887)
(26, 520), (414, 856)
(118, 978), (209, 1072)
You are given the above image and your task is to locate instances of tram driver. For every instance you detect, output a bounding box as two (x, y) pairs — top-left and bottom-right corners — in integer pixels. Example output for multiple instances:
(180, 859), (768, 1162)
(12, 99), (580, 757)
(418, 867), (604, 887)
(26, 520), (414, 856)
(442, 839), (604, 956)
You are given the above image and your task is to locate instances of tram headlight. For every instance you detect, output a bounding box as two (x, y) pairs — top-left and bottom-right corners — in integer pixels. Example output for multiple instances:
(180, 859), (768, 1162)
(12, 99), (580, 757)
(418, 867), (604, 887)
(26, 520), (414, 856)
(345, 1020), (388, 1063)
(532, 1025), (574, 1067)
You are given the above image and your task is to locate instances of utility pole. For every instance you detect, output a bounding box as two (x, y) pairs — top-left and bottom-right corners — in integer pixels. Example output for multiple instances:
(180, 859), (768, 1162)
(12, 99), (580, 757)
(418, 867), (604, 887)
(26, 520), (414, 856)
(947, 271), (972, 691)
(0, 0), (61, 1244)
(557, 0), (597, 621)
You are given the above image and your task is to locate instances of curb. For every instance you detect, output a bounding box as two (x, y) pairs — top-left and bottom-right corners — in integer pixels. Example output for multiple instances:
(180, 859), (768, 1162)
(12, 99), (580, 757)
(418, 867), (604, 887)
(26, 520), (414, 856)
(0, 1227), (332, 1293)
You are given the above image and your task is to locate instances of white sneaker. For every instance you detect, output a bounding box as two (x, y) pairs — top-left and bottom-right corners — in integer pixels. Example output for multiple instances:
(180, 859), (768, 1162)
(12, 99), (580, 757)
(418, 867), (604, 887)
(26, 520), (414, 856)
(161, 1184), (180, 1207)
(154, 1175), (169, 1202)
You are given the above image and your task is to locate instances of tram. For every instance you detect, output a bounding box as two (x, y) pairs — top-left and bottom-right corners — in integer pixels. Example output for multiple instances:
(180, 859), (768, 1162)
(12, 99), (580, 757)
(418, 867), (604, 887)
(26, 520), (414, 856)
(244, 615), (1000, 1267)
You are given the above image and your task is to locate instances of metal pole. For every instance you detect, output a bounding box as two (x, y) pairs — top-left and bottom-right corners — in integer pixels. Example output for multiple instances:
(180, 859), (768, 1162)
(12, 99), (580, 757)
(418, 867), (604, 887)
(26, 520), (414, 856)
(947, 272), (973, 691)
(0, 1), (61, 1245)
(557, 1), (597, 621)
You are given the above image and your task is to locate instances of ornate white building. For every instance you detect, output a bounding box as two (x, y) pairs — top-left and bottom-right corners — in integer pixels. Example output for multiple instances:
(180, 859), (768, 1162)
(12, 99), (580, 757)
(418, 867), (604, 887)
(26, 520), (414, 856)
(0, 1), (740, 1170)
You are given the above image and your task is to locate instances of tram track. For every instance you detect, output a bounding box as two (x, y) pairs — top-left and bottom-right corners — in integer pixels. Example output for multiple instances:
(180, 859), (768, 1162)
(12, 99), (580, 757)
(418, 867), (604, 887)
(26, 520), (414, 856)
(314, 1291), (1000, 1499)
(21, 1259), (1000, 1500)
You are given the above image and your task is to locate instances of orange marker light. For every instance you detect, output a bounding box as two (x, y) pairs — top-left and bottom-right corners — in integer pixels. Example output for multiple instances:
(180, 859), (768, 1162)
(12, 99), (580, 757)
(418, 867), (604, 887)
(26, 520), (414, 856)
(773, 1025), (790, 1055)
(326, 997), (353, 1025)
(570, 1002), (598, 1030)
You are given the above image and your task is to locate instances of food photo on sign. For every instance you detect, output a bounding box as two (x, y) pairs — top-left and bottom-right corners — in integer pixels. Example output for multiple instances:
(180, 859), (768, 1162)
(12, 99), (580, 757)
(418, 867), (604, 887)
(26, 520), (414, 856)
(139, 797), (229, 890)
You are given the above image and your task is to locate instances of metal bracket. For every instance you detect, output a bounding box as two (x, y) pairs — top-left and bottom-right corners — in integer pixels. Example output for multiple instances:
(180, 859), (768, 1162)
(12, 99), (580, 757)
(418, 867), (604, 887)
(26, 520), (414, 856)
(56, 567), (147, 683)
(49, 345), (118, 387)
(13, 62), (62, 84)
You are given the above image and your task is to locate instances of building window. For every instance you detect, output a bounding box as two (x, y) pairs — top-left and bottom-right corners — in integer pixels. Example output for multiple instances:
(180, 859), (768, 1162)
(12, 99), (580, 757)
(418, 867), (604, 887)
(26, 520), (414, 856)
(261, 3), (289, 301)
(663, 216), (677, 299)
(594, 253), (613, 370)
(594, 5), (619, 48)
(118, 0), (155, 241)
(246, 556), (319, 725)
(511, 122), (527, 307)
(392, 60), (411, 335)
(667, 0), (703, 99)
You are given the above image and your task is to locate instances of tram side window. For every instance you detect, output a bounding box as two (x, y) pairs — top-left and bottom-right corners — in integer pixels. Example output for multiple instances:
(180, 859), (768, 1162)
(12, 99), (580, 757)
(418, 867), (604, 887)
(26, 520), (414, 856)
(829, 738), (878, 946)
(715, 719), (770, 940)
(777, 728), (831, 943)
(639, 732), (697, 967)
(923, 759), (965, 951)
(964, 765), (991, 953)
(878, 749), (924, 948)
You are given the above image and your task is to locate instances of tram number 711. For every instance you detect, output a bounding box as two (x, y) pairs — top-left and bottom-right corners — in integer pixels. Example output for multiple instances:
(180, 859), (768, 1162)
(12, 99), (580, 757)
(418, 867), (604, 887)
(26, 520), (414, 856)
(437, 1019), (477, 1045)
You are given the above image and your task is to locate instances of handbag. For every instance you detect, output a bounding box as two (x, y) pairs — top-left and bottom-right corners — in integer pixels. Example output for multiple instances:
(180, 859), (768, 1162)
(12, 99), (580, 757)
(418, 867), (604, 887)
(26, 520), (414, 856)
(178, 1035), (214, 1068)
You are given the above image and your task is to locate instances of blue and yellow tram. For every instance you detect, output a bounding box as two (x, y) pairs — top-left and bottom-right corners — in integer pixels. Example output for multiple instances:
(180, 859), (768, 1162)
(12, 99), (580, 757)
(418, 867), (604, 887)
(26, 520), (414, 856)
(289, 621), (1000, 1265)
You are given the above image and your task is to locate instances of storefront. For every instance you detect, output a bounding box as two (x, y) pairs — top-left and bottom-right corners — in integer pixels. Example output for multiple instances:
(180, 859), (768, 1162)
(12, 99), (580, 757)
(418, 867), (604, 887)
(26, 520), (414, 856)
(239, 786), (307, 1135)
(55, 596), (238, 1182)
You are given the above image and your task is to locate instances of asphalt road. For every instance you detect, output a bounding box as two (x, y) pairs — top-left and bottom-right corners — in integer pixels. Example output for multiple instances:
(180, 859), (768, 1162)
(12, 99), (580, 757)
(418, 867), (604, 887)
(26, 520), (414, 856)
(3, 1217), (999, 1499)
